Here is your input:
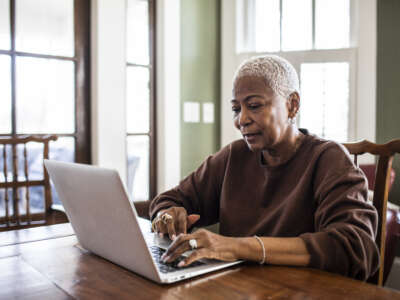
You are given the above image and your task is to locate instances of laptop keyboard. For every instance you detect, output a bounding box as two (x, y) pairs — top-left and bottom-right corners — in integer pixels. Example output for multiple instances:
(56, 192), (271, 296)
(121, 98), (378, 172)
(149, 246), (205, 273)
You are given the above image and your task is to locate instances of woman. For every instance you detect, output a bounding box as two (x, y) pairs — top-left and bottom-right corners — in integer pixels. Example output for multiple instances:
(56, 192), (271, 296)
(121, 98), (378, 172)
(150, 55), (379, 280)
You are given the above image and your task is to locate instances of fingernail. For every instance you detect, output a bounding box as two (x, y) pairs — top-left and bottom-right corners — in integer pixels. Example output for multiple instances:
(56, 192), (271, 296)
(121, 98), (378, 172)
(177, 261), (185, 267)
(160, 253), (166, 260)
(163, 256), (170, 263)
(171, 234), (176, 240)
(159, 233), (164, 238)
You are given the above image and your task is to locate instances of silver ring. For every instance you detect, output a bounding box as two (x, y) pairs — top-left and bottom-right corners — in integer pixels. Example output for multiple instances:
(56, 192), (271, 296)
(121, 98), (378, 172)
(189, 239), (197, 250)
(161, 213), (173, 224)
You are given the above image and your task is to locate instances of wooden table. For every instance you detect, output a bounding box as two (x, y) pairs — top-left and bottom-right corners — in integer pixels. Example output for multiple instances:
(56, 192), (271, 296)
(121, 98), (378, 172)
(1, 222), (399, 300)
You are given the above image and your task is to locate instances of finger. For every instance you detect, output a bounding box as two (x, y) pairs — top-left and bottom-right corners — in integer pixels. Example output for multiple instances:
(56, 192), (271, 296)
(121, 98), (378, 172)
(163, 237), (193, 263)
(187, 214), (200, 230)
(165, 218), (177, 240)
(163, 233), (190, 257)
(178, 248), (208, 267)
(155, 219), (167, 238)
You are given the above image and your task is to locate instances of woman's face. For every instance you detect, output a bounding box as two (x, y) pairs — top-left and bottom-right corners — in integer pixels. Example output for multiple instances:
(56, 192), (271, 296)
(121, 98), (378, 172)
(232, 76), (293, 152)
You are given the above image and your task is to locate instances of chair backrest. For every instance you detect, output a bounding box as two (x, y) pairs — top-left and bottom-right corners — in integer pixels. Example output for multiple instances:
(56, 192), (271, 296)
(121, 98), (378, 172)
(0, 135), (58, 231)
(342, 139), (400, 286)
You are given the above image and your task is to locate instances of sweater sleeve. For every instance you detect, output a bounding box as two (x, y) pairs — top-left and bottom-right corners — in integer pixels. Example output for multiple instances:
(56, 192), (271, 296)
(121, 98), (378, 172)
(299, 143), (380, 280)
(149, 144), (231, 227)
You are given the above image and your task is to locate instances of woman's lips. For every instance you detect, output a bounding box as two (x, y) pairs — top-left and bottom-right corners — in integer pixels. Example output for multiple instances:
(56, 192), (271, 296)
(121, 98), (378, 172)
(243, 133), (261, 143)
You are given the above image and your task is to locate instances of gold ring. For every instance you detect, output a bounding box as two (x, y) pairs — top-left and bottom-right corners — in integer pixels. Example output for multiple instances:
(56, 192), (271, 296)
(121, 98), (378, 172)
(161, 213), (173, 224)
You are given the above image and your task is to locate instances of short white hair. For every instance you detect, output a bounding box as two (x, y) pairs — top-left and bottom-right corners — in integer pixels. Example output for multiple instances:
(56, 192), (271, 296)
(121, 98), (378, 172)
(233, 55), (300, 98)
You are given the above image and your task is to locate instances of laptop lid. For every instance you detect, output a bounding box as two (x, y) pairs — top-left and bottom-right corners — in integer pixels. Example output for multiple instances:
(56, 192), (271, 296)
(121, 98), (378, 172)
(44, 160), (161, 282)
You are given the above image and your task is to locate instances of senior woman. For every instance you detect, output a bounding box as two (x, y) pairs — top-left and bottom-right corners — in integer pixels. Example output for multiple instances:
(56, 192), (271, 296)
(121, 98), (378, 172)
(150, 55), (379, 280)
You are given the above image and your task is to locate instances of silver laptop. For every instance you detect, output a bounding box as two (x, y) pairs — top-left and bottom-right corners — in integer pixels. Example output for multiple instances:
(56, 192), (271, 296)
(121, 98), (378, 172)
(44, 160), (242, 284)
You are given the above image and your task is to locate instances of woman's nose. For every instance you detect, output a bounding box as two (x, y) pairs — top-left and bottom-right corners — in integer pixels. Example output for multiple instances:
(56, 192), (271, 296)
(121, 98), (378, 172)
(238, 109), (251, 127)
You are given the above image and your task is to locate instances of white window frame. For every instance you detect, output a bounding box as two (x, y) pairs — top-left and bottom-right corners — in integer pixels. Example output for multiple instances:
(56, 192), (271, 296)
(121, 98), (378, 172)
(221, 0), (376, 162)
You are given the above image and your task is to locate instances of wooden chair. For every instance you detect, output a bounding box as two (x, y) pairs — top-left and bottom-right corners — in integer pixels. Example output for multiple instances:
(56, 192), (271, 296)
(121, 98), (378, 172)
(0, 135), (68, 231)
(342, 139), (400, 286)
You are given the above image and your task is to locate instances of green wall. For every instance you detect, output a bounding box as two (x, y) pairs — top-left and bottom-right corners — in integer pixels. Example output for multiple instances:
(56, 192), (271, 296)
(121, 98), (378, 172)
(180, 0), (221, 177)
(377, 0), (400, 207)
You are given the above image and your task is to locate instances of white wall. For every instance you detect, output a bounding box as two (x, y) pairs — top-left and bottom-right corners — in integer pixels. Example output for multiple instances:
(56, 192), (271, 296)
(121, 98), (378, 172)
(156, 0), (181, 192)
(355, 0), (377, 164)
(221, 0), (242, 146)
(91, 0), (181, 193)
(91, 0), (127, 181)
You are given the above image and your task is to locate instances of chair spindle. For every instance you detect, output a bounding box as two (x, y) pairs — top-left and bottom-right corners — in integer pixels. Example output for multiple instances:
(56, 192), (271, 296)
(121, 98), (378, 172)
(12, 144), (19, 225)
(24, 143), (31, 224)
(43, 141), (51, 214)
(2, 145), (9, 225)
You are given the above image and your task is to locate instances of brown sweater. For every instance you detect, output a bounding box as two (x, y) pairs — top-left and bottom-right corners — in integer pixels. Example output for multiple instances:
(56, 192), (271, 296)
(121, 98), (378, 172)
(149, 132), (380, 280)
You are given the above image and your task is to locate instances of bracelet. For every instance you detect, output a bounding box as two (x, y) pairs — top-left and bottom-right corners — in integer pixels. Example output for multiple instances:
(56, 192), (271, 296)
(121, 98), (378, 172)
(253, 235), (266, 264)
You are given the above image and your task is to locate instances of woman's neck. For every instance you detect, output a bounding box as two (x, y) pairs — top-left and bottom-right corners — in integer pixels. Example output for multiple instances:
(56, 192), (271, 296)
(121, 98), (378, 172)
(262, 126), (304, 167)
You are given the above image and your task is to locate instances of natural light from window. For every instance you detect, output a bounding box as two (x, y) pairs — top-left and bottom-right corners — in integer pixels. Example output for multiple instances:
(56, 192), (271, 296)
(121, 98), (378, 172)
(255, 0), (280, 52)
(0, 55), (11, 133)
(0, 0), (10, 50)
(300, 63), (349, 142)
(281, 0), (312, 51)
(126, 0), (151, 201)
(16, 0), (74, 57)
(315, 0), (350, 49)
(16, 57), (75, 134)
(240, 0), (350, 52)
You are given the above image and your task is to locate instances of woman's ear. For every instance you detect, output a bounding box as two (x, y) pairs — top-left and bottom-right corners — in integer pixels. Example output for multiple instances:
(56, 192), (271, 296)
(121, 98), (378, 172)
(287, 92), (300, 118)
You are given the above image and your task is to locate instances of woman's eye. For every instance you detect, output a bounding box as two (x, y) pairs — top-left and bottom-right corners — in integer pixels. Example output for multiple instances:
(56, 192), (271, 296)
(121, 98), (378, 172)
(232, 107), (240, 113)
(248, 104), (261, 109)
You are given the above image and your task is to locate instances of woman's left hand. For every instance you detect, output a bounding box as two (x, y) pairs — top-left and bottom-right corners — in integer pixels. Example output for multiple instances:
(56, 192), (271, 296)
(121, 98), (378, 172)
(161, 229), (239, 267)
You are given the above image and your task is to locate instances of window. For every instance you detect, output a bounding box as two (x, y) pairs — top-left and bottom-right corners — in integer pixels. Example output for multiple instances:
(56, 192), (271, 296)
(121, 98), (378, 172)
(236, 0), (354, 142)
(0, 0), (90, 211)
(126, 0), (156, 201)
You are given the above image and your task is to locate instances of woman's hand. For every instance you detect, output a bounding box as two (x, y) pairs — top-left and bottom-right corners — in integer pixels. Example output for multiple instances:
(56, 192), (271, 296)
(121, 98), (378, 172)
(161, 229), (239, 267)
(151, 207), (200, 240)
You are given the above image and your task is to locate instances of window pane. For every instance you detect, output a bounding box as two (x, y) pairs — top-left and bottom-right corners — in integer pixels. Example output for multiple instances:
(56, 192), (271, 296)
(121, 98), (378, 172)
(16, 0), (74, 57)
(300, 62), (349, 142)
(126, 66), (150, 134)
(16, 57), (75, 134)
(0, 0), (10, 50)
(18, 142), (44, 181)
(315, 0), (349, 49)
(0, 186), (45, 215)
(15, 186), (45, 214)
(0, 189), (13, 218)
(0, 187), (45, 216)
(127, 135), (149, 201)
(0, 145), (14, 183)
(0, 55), (11, 133)
(282, 0), (312, 51)
(28, 186), (45, 213)
(126, 0), (149, 65)
(255, 0), (280, 52)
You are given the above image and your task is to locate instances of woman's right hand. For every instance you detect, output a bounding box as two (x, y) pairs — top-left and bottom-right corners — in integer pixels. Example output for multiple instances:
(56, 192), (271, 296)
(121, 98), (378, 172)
(151, 207), (200, 240)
